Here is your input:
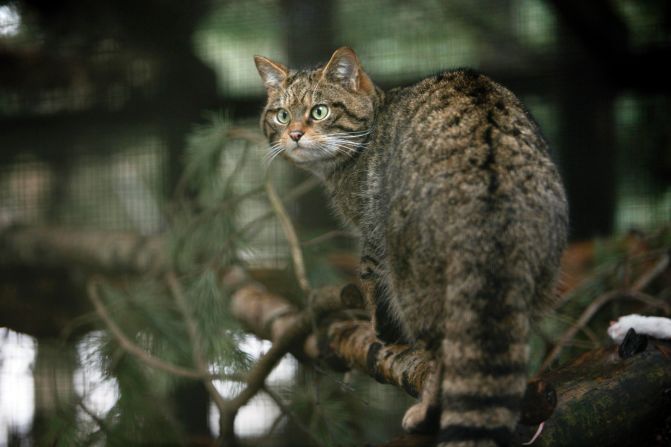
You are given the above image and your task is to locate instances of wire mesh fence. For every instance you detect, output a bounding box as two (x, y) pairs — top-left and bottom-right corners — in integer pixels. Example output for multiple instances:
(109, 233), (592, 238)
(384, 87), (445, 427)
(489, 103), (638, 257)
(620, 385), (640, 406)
(0, 0), (669, 445)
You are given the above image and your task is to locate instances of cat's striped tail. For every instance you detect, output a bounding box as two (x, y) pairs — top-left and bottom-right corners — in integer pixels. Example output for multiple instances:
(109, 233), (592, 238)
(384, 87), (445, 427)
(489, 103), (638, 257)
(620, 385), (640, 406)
(437, 270), (531, 447)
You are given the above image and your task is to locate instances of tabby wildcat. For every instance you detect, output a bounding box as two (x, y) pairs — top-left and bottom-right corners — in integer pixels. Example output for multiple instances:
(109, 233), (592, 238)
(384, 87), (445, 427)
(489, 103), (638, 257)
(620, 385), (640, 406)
(255, 47), (568, 447)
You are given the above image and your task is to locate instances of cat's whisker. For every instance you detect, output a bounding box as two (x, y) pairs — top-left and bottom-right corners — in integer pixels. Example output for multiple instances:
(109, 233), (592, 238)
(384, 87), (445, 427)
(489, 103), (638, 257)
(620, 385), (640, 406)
(264, 144), (285, 167)
(323, 139), (359, 148)
(267, 151), (283, 165)
(327, 130), (372, 139)
(328, 140), (369, 148)
(329, 147), (363, 156)
(332, 129), (371, 134)
(328, 131), (370, 136)
(263, 147), (281, 163)
(323, 134), (370, 143)
(322, 138), (369, 152)
(324, 141), (362, 159)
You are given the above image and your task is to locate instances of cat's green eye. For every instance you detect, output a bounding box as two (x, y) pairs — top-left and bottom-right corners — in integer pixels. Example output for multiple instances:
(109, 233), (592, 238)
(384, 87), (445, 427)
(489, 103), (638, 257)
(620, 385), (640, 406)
(276, 109), (290, 124)
(311, 104), (329, 120)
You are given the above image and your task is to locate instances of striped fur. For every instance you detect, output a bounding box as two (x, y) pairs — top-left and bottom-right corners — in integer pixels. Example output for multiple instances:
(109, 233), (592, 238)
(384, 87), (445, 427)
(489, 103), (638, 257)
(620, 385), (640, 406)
(255, 48), (568, 447)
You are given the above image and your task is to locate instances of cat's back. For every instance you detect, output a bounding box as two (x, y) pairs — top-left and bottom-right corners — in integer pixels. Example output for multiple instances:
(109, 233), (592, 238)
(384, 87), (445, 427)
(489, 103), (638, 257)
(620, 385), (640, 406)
(377, 69), (550, 170)
(368, 69), (567, 274)
(372, 69), (564, 209)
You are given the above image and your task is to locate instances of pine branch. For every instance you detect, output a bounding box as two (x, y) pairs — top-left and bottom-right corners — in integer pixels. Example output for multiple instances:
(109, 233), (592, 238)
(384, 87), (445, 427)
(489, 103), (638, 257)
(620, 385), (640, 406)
(165, 273), (229, 414)
(87, 277), (206, 380)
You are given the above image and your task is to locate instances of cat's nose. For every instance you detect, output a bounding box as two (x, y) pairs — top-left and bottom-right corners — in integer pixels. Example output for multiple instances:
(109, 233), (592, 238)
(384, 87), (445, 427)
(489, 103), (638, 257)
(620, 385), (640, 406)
(289, 130), (304, 142)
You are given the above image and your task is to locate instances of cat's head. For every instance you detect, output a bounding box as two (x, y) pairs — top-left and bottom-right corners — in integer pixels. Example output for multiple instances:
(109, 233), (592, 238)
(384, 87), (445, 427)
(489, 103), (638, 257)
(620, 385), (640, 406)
(254, 47), (380, 170)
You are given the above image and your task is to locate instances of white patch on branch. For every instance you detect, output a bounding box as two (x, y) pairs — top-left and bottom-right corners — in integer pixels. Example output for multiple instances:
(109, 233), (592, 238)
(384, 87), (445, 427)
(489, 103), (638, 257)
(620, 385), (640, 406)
(608, 314), (671, 343)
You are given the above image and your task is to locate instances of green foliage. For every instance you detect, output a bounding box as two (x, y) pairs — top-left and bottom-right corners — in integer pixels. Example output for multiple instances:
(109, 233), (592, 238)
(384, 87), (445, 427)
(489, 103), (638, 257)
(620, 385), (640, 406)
(69, 115), (268, 445)
(170, 113), (254, 273)
(530, 226), (671, 371)
(70, 113), (368, 446)
(277, 367), (366, 447)
(103, 350), (186, 446)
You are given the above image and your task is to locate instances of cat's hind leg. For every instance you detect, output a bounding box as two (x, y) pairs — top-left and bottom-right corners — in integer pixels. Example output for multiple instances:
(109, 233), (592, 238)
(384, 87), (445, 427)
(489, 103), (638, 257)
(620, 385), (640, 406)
(402, 358), (442, 433)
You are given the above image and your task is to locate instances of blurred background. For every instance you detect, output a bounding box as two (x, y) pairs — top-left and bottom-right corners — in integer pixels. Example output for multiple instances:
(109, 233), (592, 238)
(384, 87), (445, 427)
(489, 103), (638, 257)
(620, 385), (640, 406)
(0, 0), (669, 446)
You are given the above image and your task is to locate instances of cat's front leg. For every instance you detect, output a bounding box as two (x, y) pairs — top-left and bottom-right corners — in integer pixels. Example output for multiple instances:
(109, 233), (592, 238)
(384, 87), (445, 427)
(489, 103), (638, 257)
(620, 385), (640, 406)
(360, 255), (406, 344)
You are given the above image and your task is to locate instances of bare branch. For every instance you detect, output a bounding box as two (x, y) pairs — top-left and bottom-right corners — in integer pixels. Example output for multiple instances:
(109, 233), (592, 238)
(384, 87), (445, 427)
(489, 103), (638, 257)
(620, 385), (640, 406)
(238, 176), (320, 238)
(231, 284), (430, 397)
(265, 175), (311, 295)
(229, 311), (312, 411)
(0, 227), (165, 274)
(631, 253), (669, 292)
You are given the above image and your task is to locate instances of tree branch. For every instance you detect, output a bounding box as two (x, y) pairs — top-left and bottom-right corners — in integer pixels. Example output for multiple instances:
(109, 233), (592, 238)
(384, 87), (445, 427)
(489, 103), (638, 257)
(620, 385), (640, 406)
(4, 226), (670, 445)
(265, 175), (311, 295)
(0, 226), (165, 274)
(231, 282), (671, 446)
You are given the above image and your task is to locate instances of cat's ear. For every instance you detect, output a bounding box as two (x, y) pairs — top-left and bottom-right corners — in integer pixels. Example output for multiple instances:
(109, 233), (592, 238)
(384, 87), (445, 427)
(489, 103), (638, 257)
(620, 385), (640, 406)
(254, 55), (288, 92)
(322, 47), (374, 94)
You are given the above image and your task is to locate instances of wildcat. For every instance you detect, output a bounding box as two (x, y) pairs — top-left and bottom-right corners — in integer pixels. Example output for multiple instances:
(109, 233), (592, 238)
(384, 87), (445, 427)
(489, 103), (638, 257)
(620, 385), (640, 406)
(254, 47), (568, 447)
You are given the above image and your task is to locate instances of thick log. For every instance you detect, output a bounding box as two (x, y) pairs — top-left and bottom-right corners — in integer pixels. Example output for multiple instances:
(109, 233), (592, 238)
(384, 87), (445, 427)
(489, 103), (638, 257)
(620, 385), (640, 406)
(232, 284), (671, 447)
(513, 340), (671, 447)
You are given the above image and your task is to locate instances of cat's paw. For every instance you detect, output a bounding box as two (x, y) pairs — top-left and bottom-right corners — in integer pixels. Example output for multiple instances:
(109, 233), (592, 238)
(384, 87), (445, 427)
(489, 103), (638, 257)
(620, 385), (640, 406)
(608, 314), (671, 343)
(402, 403), (427, 433)
(401, 403), (440, 434)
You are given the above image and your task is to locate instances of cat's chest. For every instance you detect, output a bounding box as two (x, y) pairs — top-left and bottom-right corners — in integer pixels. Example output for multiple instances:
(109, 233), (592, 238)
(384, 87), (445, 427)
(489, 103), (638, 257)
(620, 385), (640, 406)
(324, 166), (366, 229)
(323, 151), (383, 232)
